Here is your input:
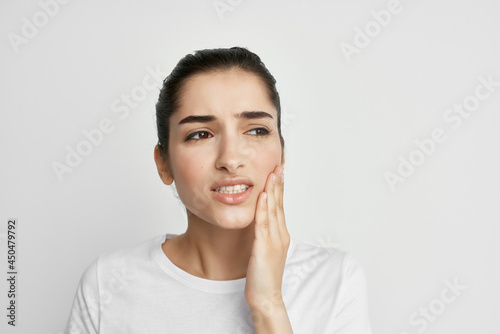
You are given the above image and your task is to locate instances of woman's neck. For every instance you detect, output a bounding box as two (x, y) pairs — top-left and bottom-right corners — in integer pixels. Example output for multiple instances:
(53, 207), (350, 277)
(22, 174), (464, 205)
(163, 215), (255, 281)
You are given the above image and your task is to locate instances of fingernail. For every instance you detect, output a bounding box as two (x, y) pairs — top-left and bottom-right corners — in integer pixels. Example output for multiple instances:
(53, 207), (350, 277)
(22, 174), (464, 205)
(272, 175), (277, 184)
(278, 167), (284, 177)
(262, 193), (268, 202)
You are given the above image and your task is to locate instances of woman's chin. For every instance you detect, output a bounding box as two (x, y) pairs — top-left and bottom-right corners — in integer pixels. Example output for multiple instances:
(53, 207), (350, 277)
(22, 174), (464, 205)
(213, 213), (255, 230)
(186, 207), (255, 230)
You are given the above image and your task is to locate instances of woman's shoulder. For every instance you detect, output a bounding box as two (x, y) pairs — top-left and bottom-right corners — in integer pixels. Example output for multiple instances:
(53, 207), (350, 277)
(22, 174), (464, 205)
(79, 233), (166, 280)
(286, 237), (367, 285)
(288, 237), (348, 265)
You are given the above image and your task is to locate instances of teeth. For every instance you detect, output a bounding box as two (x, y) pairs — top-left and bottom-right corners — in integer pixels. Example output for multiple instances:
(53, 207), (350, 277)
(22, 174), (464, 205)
(215, 184), (250, 194)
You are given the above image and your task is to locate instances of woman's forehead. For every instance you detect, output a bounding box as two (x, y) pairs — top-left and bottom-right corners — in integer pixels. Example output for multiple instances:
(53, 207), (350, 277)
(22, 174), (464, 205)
(180, 68), (268, 99)
(173, 69), (277, 122)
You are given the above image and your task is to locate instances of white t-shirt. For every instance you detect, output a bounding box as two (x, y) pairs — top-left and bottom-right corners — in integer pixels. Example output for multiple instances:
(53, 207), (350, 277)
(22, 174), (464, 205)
(65, 233), (372, 333)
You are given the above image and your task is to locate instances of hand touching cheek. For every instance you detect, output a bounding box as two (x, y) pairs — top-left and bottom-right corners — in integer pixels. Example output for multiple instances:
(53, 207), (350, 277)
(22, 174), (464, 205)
(244, 165), (289, 311)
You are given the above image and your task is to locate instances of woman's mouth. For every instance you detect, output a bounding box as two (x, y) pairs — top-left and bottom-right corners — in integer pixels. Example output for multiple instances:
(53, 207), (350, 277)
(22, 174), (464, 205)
(214, 184), (250, 193)
(211, 184), (253, 204)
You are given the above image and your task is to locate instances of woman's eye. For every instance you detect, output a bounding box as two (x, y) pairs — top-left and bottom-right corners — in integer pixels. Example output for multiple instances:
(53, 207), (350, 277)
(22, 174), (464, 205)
(186, 128), (270, 141)
(186, 131), (212, 141)
(248, 127), (271, 136)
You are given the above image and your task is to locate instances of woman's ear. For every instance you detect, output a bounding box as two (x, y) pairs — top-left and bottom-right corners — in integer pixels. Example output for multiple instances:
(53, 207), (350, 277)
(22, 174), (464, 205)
(154, 145), (174, 185)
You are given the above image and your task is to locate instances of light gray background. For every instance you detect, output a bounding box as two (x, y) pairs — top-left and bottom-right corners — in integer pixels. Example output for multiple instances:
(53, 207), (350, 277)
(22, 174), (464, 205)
(1, 0), (499, 333)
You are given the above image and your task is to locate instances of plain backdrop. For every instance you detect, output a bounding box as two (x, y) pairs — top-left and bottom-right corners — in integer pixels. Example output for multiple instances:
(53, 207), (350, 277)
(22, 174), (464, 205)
(1, 0), (499, 333)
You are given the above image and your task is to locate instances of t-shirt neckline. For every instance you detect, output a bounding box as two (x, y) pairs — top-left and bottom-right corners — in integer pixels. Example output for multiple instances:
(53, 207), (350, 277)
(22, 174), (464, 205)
(152, 232), (295, 294)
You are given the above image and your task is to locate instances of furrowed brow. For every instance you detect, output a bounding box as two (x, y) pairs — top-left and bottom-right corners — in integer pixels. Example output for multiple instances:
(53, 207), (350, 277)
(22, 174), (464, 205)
(178, 111), (273, 125)
(178, 115), (216, 125)
(236, 111), (274, 120)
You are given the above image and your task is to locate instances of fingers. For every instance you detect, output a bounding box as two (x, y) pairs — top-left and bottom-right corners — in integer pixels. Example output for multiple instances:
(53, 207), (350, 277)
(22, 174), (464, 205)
(274, 166), (288, 244)
(274, 166), (284, 209)
(254, 165), (287, 243)
(267, 172), (280, 241)
(254, 191), (268, 239)
(273, 166), (289, 246)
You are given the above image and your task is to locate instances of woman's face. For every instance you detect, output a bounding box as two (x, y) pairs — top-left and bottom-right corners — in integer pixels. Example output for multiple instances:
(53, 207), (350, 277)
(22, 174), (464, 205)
(161, 68), (283, 229)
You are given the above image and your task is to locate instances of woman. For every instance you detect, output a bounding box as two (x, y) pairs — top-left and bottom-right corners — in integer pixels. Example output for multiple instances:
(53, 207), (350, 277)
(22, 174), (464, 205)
(65, 47), (372, 333)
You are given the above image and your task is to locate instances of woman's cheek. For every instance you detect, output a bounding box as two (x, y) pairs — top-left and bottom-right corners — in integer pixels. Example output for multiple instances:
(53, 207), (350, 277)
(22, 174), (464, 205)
(259, 140), (282, 167)
(255, 145), (282, 189)
(172, 152), (205, 198)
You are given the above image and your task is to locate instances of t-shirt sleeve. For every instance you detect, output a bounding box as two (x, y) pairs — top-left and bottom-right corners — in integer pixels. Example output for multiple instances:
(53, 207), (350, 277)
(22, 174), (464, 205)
(331, 252), (372, 334)
(64, 258), (101, 334)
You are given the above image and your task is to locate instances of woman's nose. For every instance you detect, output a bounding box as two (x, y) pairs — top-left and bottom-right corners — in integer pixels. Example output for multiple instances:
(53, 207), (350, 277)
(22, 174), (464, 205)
(215, 135), (253, 173)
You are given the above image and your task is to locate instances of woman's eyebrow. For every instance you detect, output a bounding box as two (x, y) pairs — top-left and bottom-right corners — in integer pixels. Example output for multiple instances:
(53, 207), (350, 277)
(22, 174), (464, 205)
(178, 115), (215, 125)
(178, 111), (273, 125)
(236, 111), (274, 120)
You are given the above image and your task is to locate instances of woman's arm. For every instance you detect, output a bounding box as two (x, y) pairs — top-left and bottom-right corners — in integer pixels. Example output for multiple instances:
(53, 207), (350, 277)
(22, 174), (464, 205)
(250, 298), (294, 334)
(245, 165), (293, 333)
(65, 258), (101, 334)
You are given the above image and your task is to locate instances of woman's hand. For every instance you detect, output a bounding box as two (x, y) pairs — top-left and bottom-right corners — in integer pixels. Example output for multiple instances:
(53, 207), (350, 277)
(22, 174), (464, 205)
(245, 165), (293, 332)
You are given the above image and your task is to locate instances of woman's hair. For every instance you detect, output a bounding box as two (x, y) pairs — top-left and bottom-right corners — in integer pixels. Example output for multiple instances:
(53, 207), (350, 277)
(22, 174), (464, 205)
(155, 46), (284, 161)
